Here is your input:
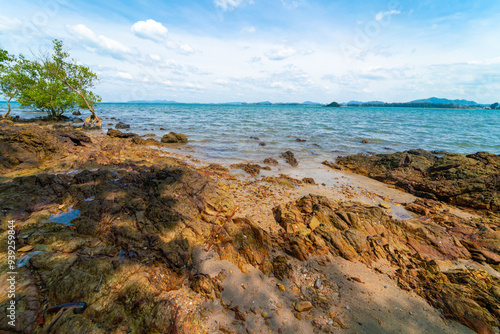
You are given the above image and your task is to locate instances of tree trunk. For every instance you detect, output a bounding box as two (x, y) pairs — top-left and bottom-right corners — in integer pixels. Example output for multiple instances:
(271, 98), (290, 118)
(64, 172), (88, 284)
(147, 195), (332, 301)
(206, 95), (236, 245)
(1, 98), (12, 118)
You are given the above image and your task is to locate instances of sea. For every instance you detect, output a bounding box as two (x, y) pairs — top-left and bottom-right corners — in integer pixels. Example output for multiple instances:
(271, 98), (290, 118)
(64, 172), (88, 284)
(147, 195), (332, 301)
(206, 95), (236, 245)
(3, 102), (500, 165)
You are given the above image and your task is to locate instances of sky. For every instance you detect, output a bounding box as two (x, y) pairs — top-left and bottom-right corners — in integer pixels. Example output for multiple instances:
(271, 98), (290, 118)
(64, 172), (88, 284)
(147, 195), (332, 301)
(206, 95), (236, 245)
(1, 0), (499, 103)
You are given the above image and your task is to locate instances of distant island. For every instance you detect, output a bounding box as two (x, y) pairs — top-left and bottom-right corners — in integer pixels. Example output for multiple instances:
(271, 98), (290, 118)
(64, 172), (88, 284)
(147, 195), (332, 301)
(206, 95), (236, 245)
(103, 97), (500, 109)
(345, 97), (493, 109)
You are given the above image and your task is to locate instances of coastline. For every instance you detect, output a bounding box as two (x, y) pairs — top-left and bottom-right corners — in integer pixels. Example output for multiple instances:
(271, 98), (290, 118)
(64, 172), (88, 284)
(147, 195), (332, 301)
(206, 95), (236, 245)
(0, 118), (498, 334)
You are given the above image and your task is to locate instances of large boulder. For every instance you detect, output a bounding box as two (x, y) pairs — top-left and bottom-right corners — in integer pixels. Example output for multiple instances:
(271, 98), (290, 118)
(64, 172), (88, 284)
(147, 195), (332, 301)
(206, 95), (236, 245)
(0, 123), (91, 171)
(333, 150), (500, 211)
(161, 132), (188, 144)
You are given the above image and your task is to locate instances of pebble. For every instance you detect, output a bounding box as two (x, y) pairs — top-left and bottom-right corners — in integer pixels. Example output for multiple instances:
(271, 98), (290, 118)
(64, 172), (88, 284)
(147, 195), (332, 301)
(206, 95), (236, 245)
(314, 278), (323, 290)
(295, 301), (313, 312)
(277, 284), (285, 292)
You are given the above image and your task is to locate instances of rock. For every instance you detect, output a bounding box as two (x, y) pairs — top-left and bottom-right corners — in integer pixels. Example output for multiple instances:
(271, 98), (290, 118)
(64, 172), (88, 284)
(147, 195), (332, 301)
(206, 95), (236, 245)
(335, 150), (500, 211)
(296, 138), (306, 142)
(142, 133), (156, 137)
(0, 123), (92, 171)
(161, 132), (188, 143)
(361, 139), (370, 143)
(250, 136), (259, 140)
(259, 142), (266, 146)
(379, 203), (391, 209)
(295, 301), (313, 312)
(230, 163), (270, 176)
(72, 110), (82, 116)
(273, 194), (500, 333)
(302, 177), (315, 184)
(131, 137), (160, 145)
(264, 158), (279, 165)
(115, 122), (130, 129)
(107, 129), (138, 139)
(281, 151), (298, 167)
(273, 256), (292, 280)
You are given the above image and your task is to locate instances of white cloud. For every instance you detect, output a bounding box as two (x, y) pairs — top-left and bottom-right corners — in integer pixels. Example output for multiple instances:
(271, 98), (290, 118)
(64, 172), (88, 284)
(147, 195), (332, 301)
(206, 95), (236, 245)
(67, 24), (131, 59)
(117, 72), (133, 80)
(0, 15), (23, 32)
(241, 26), (256, 33)
(215, 0), (254, 11)
(131, 19), (168, 43)
(166, 41), (195, 55)
(162, 80), (205, 90)
(375, 10), (401, 21)
(265, 45), (297, 61)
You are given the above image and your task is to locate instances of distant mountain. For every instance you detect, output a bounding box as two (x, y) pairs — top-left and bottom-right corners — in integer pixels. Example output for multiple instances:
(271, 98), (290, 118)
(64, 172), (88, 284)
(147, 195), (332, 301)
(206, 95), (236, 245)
(347, 101), (363, 104)
(302, 101), (322, 105)
(127, 100), (182, 104)
(410, 97), (480, 106)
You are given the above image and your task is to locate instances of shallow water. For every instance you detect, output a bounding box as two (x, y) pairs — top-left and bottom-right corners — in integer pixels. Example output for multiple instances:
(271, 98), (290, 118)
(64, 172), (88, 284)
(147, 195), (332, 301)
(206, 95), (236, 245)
(4, 103), (500, 164)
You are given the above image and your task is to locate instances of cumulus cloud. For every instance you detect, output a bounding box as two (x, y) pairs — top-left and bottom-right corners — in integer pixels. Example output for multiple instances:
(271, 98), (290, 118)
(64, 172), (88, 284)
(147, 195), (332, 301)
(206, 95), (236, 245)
(375, 10), (401, 21)
(215, 0), (254, 11)
(265, 45), (296, 61)
(131, 19), (168, 43)
(67, 24), (131, 59)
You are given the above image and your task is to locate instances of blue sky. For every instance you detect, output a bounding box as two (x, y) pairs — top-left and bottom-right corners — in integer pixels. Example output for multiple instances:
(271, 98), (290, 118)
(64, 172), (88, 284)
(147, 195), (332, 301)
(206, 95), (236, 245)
(1, 0), (499, 103)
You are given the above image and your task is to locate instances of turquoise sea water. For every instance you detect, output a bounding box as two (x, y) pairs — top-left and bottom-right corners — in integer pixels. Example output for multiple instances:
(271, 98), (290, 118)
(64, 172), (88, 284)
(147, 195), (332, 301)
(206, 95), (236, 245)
(2, 102), (500, 164)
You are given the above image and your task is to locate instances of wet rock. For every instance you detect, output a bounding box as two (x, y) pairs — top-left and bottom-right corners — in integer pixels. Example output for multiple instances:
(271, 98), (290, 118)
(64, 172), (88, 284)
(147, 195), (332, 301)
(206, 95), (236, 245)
(296, 138), (306, 142)
(281, 151), (298, 167)
(107, 129), (138, 139)
(259, 142), (266, 146)
(361, 139), (370, 143)
(131, 137), (160, 145)
(302, 177), (315, 184)
(230, 163), (270, 176)
(142, 133), (156, 137)
(161, 132), (188, 144)
(115, 122), (130, 129)
(335, 150), (500, 211)
(264, 157), (279, 165)
(72, 110), (82, 116)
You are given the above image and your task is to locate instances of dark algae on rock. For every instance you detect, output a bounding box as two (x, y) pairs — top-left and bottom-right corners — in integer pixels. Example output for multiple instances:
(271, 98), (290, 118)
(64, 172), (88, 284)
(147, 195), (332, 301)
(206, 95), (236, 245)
(332, 150), (500, 211)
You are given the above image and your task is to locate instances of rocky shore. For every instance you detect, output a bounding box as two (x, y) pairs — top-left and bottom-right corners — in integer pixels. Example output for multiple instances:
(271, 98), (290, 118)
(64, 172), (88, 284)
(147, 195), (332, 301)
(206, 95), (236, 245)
(0, 120), (499, 334)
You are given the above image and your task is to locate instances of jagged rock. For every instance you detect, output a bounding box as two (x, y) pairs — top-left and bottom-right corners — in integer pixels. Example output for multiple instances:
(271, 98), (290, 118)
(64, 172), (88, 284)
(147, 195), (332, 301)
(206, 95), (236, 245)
(115, 122), (130, 129)
(273, 194), (500, 333)
(131, 136), (160, 145)
(334, 150), (500, 211)
(264, 157), (279, 165)
(161, 132), (188, 143)
(72, 110), (82, 116)
(281, 151), (298, 166)
(230, 163), (271, 176)
(106, 129), (137, 138)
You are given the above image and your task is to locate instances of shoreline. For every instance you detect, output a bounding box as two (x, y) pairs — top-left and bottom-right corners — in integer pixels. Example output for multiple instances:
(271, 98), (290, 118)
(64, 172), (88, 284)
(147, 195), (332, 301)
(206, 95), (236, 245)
(0, 119), (498, 333)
